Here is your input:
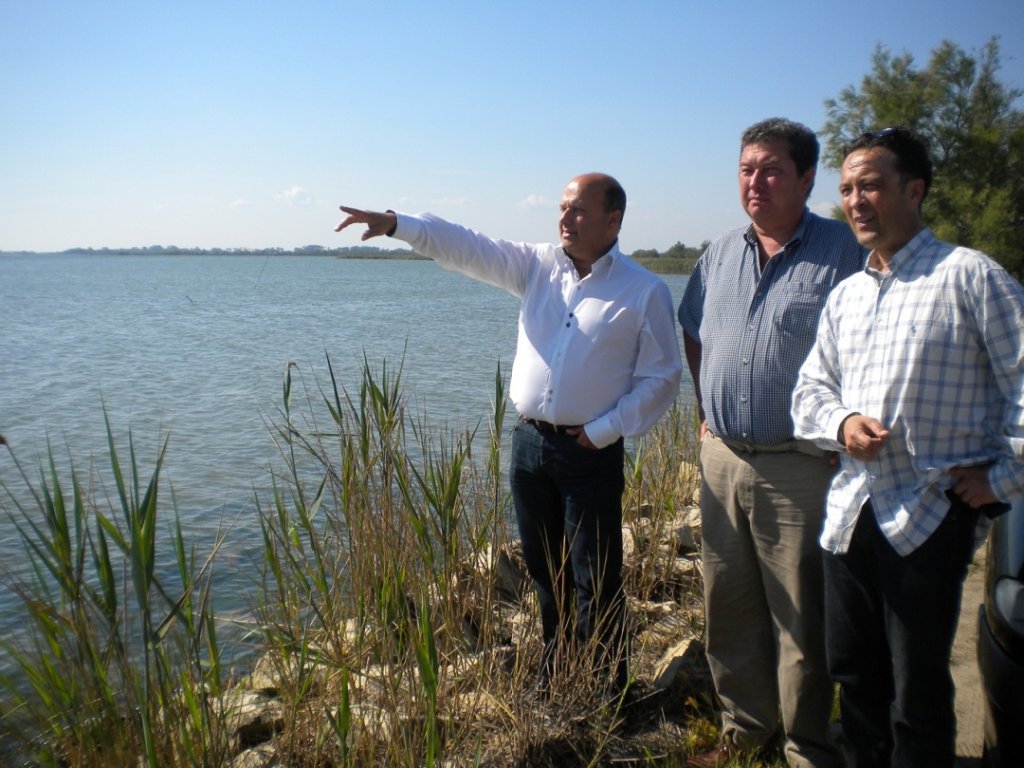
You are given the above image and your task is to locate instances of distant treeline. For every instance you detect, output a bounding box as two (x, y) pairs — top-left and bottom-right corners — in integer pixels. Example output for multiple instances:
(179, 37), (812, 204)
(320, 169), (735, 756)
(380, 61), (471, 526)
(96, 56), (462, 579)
(630, 240), (709, 275)
(1, 245), (425, 259)
(3, 241), (708, 274)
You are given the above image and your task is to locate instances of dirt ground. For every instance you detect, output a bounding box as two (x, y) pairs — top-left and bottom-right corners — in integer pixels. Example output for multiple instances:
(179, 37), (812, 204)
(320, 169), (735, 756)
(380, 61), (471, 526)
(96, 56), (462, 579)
(953, 551), (987, 766)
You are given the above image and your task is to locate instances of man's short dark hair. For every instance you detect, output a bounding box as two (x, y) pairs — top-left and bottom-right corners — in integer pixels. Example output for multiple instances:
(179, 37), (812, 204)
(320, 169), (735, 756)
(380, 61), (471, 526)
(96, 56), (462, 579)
(843, 126), (934, 200)
(741, 118), (820, 177)
(603, 176), (627, 217)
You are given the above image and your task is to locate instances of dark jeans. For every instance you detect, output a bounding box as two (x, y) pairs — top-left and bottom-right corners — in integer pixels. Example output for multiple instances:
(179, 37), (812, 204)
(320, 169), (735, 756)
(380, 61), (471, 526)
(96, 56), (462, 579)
(510, 420), (626, 687)
(823, 497), (979, 768)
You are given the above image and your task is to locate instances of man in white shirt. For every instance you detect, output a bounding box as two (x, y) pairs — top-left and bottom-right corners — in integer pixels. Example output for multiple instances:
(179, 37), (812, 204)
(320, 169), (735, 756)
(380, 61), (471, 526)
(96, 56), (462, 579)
(335, 173), (682, 695)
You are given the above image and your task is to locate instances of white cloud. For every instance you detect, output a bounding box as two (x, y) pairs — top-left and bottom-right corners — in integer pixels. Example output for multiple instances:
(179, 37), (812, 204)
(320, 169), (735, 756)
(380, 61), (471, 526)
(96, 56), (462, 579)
(516, 194), (555, 209)
(810, 200), (840, 218)
(276, 186), (313, 207)
(230, 198), (252, 209)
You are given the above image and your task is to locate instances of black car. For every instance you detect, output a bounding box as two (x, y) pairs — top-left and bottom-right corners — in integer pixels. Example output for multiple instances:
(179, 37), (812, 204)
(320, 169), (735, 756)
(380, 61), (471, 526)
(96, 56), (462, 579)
(978, 497), (1024, 766)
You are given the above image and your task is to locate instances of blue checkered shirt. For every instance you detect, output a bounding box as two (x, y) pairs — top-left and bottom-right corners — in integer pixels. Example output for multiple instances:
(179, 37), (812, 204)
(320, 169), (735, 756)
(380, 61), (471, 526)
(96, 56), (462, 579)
(792, 229), (1024, 555)
(679, 210), (864, 446)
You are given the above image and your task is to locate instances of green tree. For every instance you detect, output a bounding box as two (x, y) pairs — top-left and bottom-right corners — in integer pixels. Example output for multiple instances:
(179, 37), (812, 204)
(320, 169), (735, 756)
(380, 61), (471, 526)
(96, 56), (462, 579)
(631, 247), (661, 260)
(820, 37), (1024, 279)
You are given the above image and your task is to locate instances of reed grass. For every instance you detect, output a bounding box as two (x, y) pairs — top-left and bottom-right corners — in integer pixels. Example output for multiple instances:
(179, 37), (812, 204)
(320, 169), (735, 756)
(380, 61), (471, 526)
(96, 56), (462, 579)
(0, 420), (233, 767)
(0, 356), (785, 767)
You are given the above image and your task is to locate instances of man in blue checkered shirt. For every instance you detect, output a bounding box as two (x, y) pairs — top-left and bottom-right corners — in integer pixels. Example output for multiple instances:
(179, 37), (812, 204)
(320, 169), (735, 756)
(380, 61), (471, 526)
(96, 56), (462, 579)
(792, 126), (1024, 768)
(680, 118), (863, 768)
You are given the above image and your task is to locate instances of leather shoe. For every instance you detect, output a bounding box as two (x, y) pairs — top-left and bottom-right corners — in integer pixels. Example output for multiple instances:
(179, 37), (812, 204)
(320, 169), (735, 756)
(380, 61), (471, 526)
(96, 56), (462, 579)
(686, 743), (739, 767)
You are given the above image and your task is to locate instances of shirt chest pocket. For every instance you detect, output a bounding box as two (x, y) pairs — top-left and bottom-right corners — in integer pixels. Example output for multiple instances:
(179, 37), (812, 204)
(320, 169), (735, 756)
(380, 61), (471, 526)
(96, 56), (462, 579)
(771, 283), (829, 340)
(893, 312), (975, 367)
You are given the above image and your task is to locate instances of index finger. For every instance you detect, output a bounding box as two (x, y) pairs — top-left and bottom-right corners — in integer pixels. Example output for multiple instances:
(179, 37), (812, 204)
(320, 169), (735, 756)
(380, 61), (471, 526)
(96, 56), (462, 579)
(334, 205), (367, 232)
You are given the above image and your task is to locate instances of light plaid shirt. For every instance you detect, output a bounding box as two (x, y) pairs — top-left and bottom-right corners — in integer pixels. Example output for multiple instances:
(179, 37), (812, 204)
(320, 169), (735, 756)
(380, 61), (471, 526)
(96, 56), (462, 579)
(793, 229), (1024, 555)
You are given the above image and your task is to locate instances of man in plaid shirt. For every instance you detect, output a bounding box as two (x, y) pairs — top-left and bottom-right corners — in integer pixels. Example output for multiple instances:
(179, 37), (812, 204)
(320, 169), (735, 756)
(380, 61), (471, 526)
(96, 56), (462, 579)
(792, 126), (1024, 768)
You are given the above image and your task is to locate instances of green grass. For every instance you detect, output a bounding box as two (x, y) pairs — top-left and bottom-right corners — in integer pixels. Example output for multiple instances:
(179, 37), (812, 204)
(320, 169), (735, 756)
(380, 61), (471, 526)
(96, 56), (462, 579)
(0, 355), (788, 767)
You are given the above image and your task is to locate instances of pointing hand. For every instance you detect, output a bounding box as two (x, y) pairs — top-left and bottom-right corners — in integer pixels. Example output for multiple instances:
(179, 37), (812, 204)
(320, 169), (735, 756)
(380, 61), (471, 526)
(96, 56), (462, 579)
(335, 206), (397, 240)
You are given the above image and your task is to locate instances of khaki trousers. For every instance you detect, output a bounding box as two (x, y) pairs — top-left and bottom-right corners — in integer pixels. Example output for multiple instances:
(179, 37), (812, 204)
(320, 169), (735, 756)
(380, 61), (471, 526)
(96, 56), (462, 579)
(699, 433), (840, 768)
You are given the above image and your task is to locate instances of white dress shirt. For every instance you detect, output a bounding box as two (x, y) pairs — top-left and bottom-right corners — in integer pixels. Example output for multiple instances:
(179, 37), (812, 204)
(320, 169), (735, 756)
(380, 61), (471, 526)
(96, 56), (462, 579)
(392, 212), (682, 449)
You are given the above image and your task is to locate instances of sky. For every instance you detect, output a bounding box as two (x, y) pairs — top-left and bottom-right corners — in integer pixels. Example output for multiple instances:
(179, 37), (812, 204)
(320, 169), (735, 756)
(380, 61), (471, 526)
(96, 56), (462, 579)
(2, 0), (1022, 254)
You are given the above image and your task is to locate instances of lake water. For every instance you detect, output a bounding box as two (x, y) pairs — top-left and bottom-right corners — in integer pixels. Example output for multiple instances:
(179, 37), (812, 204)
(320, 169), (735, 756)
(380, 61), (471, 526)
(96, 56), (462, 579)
(0, 253), (690, 645)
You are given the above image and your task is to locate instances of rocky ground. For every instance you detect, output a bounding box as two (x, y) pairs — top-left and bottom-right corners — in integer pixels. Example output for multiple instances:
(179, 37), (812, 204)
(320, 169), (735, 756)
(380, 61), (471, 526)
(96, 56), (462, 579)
(216, 506), (718, 767)
(199, 510), (991, 768)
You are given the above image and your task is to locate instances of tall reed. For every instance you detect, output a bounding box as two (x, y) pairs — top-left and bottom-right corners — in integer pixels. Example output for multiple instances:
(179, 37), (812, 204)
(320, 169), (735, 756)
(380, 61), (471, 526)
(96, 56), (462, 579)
(252, 355), (706, 766)
(252, 355), (520, 765)
(0, 419), (231, 767)
(0, 355), (715, 767)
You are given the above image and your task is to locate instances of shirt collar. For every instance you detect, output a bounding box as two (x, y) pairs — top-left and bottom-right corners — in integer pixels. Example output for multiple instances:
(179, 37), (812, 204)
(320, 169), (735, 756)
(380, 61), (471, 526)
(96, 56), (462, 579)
(869, 227), (933, 277)
(560, 241), (620, 278)
(590, 243), (619, 277)
(742, 207), (811, 257)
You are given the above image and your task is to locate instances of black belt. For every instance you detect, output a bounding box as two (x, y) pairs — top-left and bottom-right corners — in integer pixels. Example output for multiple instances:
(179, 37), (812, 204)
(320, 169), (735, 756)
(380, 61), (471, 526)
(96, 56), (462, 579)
(518, 415), (580, 435)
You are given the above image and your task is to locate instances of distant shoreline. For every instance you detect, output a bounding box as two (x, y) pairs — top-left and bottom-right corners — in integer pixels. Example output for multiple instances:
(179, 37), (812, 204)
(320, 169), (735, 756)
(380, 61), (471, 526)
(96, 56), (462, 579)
(0, 248), (691, 274)
(0, 246), (424, 259)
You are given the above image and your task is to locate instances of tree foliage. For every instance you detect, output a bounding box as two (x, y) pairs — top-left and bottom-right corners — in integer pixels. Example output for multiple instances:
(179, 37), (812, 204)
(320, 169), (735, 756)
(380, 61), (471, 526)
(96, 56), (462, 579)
(630, 240), (709, 274)
(820, 37), (1024, 279)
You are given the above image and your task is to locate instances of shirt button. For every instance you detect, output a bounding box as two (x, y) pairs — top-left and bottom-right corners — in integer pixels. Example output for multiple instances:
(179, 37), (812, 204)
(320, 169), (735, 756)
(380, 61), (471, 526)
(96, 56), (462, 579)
(740, 395), (748, 402)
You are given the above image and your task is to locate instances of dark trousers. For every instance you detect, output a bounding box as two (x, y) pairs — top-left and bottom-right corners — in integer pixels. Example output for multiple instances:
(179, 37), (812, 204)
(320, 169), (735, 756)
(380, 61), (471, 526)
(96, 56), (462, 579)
(510, 421), (626, 687)
(823, 497), (978, 768)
